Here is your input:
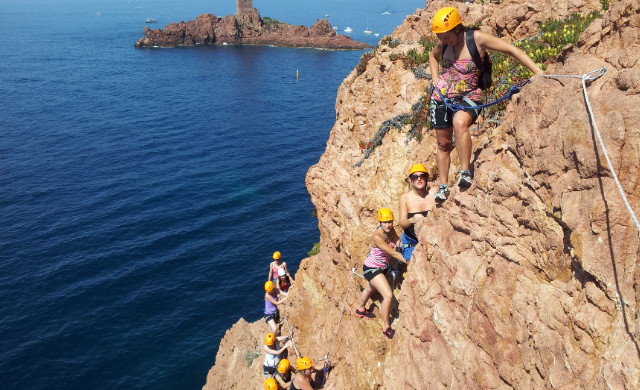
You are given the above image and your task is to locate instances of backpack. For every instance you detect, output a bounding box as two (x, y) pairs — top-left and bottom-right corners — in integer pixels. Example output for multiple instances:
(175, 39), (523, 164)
(465, 29), (492, 90)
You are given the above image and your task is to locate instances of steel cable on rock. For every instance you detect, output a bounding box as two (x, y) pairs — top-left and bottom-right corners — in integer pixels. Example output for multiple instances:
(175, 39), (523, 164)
(541, 68), (639, 235)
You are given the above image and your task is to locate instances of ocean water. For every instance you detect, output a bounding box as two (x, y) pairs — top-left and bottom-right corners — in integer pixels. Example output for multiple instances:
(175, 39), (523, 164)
(0, 1), (425, 389)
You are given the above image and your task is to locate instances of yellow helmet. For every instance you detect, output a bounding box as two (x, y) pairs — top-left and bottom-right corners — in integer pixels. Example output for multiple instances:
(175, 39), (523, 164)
(277, 358), (290, 374)
(272, 251), (281, 260)
(408, 163), (428, 176)
(296, 356), (313, 371)
(264, 377), (277, 390)
(377, 208), (394, 222)
(264, 333), (275, 346)
(432, 7), (462, 33)
(264, 281), (275, 292)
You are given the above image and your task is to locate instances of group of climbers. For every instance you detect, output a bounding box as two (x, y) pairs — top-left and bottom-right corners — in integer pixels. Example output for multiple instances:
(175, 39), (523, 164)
(354, 6), (545, 338)
(262, 251), (335, 390)
(354, 163), (435, 339)
(260, 5), (547, 386)
(264, 251), (293, 334)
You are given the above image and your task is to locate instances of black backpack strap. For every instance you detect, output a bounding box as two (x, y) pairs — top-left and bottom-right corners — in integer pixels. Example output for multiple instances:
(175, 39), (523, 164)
(465, 29), (482, 69)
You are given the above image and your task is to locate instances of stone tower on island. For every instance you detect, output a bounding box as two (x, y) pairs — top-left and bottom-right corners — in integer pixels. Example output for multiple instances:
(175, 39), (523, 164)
(236, 0), (253, 15)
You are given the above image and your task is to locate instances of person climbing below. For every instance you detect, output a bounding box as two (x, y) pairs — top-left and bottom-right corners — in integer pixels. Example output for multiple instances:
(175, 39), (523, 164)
(277, 268), (292, 294)
(264, 377), (279, 390)
(274, 358), (292, 389)
(399, 163), (437, 261)
(263, 332), (291, 378)
(268, 251), (293, 285)
(354, 208), (407, 339)
(264, 280), (288, 335)
(290, 357), (336, 390)
(428, 6), (543, 202)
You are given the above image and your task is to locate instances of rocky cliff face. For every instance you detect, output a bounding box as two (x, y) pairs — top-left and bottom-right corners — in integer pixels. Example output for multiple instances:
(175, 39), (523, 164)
(134, 9), (371, 50)
(203, 0), (640, 389)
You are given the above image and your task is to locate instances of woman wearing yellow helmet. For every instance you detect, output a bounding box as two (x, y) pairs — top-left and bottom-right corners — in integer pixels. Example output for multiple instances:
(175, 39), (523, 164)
(354, 208), (406, 339)
(290, 356), (336, 390)
(268, 250), (293, 288)
(429, 6), (543, 202)
(399, 163), (437, 261)
(273, 358), (292, 388)
(263, 333), (291, 378)
(264, 279), (288, 334)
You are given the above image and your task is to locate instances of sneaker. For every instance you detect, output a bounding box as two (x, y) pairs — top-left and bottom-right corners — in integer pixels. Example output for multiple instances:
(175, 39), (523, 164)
(382, 327), (395, 339)
(458, 169), (473, 188)
(434, 184), (449, 202)
(355, 309), (375, 319)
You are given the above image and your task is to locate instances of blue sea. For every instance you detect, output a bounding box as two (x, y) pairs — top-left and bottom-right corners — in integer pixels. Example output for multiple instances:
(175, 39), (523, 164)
(0, 1), (425, 389)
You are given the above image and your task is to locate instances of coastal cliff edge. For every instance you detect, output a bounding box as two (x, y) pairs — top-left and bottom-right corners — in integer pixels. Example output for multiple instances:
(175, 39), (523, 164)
(204, 0), (639, 388)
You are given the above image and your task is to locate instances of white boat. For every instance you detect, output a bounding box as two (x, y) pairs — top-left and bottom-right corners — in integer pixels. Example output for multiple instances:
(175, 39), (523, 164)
(145, 18), (157, 23)
(343, 27), (353, 33)
(374, 33), (380, 37)
(332, 26), (338, 31)
(382, 11), (391, 15)
(363, 18), (373, 34)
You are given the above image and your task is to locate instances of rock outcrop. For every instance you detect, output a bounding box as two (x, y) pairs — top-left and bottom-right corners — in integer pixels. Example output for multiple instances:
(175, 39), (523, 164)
(134, 9), (371, 50)
(203, 0), (640, 389)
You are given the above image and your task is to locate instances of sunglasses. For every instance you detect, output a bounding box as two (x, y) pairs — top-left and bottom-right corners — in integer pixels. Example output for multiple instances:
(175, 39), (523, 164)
(410, 173), (427, 181)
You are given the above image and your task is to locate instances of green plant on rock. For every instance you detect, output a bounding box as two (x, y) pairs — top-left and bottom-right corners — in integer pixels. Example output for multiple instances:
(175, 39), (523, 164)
(403, 48), (430, 68)
(356, 51), (375, 75)
(262, 16), (284, 31)
(482, 11), (600, 124)
(243, 347), (260, 367)
(308, 242), (320, 256)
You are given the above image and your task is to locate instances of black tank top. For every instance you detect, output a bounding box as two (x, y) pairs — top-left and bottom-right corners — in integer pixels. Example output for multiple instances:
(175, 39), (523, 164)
(290, 381), (302, 390)
(404, 211), (429, 241)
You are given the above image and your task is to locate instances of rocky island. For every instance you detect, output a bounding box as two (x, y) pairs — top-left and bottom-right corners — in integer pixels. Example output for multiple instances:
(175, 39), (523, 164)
(134, 7), (371, 50)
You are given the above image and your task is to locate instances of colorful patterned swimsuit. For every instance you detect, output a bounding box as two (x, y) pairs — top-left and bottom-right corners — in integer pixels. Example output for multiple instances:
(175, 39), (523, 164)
(431, 57), (482, 101)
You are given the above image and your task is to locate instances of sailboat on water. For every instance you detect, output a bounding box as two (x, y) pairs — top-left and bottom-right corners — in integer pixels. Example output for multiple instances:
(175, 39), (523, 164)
(363, 18), (373, 34)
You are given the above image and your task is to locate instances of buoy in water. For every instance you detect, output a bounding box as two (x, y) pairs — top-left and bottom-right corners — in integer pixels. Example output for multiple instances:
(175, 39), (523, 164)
(296, 70), (299, 79)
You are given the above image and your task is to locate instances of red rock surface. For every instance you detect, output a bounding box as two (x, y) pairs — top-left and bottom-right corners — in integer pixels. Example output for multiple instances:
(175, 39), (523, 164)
(134, 9), (371, 50)
(203, 1), (640, 389)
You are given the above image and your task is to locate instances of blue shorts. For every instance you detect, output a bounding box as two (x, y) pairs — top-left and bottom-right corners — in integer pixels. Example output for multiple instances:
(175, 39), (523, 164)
(400, 232), (418, 261)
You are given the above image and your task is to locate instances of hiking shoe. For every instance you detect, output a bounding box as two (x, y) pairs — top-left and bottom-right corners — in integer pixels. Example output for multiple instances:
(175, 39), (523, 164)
(355, 309), (375, 319)
(382, 327), (395, 339)
(434, 184), (449, 202)
(458, 170), (473, 188)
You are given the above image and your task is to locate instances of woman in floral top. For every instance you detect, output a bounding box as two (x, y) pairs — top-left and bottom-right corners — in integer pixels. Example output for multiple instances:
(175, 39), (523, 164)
(428, 6), (543, 202)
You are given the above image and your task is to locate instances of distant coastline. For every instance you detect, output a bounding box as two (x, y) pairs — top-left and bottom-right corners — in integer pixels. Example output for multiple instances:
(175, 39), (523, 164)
(134, 9), (372, 50)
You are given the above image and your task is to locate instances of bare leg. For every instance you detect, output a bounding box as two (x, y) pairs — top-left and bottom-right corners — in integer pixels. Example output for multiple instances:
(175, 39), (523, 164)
(435, 127), (453, 185)
(356, 283), (374, 312)
(368, 274), (393, 329)
(267, 318), (277, 335)
(452, 111), (474, 170)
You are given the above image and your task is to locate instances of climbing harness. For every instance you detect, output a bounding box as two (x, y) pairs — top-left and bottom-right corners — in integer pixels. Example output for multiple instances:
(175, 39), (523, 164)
(437, 79), (531, 112)
(540, 68), (639, 235)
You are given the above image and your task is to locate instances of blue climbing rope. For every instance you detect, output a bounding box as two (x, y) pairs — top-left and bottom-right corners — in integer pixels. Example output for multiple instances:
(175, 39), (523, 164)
(437, 79), (531, 112)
